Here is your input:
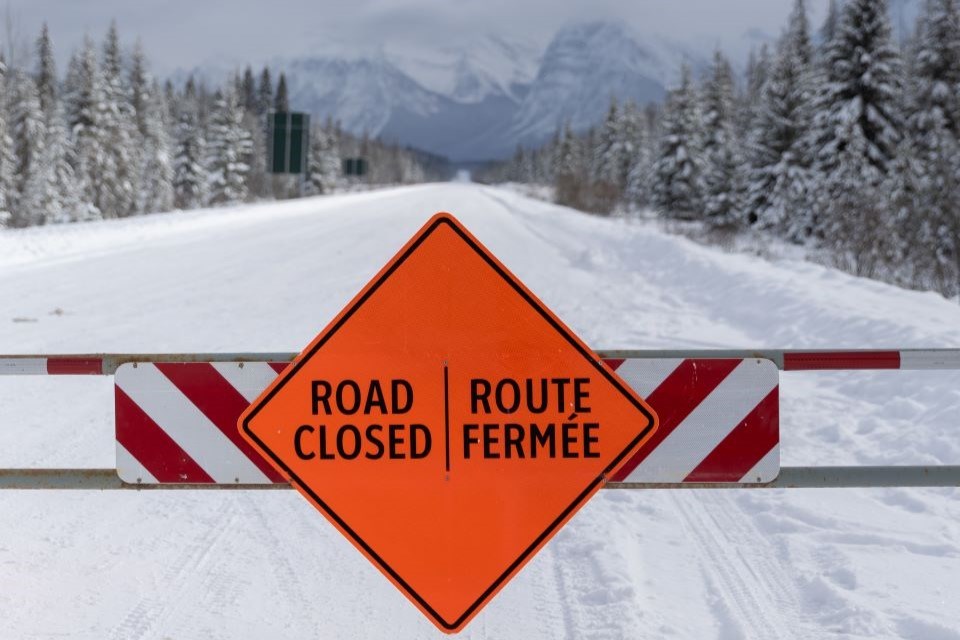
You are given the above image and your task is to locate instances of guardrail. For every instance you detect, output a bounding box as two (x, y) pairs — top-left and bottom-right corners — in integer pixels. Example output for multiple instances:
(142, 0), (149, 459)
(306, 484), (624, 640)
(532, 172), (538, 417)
(1, 349), (958, 490)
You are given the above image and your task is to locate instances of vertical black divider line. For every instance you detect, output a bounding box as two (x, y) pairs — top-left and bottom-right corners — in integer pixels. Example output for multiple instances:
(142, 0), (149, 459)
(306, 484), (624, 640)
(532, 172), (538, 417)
(444, 364), (451, 473)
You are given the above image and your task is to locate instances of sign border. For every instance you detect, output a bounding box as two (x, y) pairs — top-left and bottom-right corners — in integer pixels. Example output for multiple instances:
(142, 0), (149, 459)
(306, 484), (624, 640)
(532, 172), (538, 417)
(240, 213), (657, 632)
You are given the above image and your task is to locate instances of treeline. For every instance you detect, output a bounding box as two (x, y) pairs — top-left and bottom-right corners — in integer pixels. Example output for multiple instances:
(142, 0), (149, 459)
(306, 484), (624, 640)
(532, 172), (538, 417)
(484, 0), (960, 300)
(0, 22), (440, 229)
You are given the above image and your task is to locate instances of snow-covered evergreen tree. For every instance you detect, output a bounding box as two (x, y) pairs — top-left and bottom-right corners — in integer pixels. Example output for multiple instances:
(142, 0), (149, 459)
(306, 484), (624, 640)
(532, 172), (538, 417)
(740, 43), (771, 135)
(257, 67), (272, 118)
(129, 41), (150, 138)
(902, 0), (960, 292)
(308, 122), (341, 195)
(810, 0), (904, 178)
(35, 23), (56, 119)
(9, 71), (46, 227)
(908, 0), (960, 155)
(616, 102), (647, 204)
(820, 0), (841, 48)
(594, 98), (625, 188)
(624, 127), (652, 210)
(745, 0), (815, 235)
(173, 81), (207, 209)
(786, 0), (814, 67)
(25, 104), (89, 225)
(97, 22), (139, 217)
(881, 136), (927, 285)
(553, 121), (586, 208)
(650, 64), (704, 218)
(701, 50), (744, 225)
(274, 73), (289, 112)
(206, 88), (252, 205)
(817, 125), (889, 276)
(63, 37), (103, 220)
(0, 56), (17, 227)
(809, 0), (905, 242)
(138, 80), (175, 214)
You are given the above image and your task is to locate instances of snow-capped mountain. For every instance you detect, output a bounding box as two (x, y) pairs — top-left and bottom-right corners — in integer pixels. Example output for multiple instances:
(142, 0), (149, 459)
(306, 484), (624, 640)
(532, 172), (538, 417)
(282, 55), (442, 137)
(182, 22), (697, 161)
(387, 35), (541, 104)
(507, 22), (681, 146)
(282, 23), (697, 161)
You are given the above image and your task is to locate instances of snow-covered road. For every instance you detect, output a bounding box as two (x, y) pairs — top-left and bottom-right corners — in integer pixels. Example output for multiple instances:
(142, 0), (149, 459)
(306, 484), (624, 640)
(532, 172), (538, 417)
(1, 183), (959, 638)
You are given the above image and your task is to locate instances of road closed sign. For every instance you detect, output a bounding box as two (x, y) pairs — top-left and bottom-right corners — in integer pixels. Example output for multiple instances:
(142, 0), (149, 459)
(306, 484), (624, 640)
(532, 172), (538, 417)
(238, 213), (658, 633)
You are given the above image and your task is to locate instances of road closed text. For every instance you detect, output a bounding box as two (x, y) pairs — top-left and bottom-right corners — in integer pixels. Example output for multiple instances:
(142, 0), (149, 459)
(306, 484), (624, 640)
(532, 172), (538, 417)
(292, 376), (603, 462)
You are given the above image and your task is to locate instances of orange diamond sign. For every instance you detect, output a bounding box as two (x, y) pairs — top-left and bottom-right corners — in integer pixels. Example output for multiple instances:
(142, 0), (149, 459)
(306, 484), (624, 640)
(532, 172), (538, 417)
(239, 213), (658, 633)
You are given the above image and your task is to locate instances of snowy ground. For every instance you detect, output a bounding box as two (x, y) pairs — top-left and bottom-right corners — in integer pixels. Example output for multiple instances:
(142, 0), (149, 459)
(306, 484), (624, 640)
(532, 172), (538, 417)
(1, 183), (960, 639)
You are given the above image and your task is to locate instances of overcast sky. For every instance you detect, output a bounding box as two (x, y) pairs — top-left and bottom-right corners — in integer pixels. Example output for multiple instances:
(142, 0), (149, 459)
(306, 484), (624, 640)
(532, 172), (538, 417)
(2, 1), (838, 75)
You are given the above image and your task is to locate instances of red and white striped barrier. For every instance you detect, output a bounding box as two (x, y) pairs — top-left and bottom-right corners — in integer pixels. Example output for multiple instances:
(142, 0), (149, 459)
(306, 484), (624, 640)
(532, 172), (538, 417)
(608, 358), (779, 483)
(5, 349), (960, 377)
(113, 358), (780, 485)
(781, 349), (960, 370)
(115, 362), (287, 484)
(0, 357), (103, 375)
(3, 350), (956, 485)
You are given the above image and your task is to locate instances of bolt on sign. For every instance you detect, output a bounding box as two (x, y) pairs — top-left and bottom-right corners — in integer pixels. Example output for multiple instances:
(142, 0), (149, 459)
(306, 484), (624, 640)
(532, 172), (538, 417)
(239, 213), (659, 633)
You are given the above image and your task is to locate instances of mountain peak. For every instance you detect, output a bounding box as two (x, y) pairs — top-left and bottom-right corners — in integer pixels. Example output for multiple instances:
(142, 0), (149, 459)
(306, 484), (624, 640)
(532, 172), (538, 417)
(193, 22), (695, 161)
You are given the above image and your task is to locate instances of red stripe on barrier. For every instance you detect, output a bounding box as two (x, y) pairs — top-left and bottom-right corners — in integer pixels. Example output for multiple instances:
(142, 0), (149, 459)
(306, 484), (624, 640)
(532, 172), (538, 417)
(783, 351), (900, 371)
(46, 358), (102, 375)
(154, 363), (285, 482)
(269, 362), (289, 374)
(683, 387), (779, 482)
(115, 387), (213, 483)
(602, 358), (625, 371)
(610, 358), (741, 481)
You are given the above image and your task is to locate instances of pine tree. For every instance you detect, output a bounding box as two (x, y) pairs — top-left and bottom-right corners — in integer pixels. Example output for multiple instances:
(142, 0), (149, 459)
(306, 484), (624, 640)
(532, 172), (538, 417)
(553, 122), (586, 208)
(740, 43), (771, 135)
(9, 71), (47, 227)
(908, 0), (960, 151)
(129, 41), (150, 138)
(26, 104), (88, 225)
(810, 0), (904, 178)
(257, 67), (272, 117)
(701, 49), (744, 225)
(820, 0), (841, 46)
(308, 122), (341, 194)
(241, 66), (257, 114)
(138, 80), (175, 214)
(275, 72), (289, 112)
(650, 64), (704, 219)
(786, 0), (813, 67)
(904, 0), (960, 293)
(818, 127), (889, 277)
(206, 88), (252, 205)
(35, 23), (56, 119)
(98, 22), (139, 217)
(0, 56), (18, 227)
(173, 81), (207, 209)
(594, 98), (624, 187)
(63, 37), (104, 220)
(745, 0), (815, 235)
(881, 136), (926, 285)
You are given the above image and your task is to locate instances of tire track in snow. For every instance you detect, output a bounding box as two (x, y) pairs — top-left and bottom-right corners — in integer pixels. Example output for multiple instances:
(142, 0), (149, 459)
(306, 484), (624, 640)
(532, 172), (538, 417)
(108, 497), (241, 640)
(671, 492), (808, 639)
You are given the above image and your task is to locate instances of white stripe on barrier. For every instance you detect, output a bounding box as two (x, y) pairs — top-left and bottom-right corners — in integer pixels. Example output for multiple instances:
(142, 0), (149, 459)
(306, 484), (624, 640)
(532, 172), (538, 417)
(899, 350), (960, 370)
(625, 359), (779, 483)
(613, 358), (683, 398)
(116, 442), (159, 484)
(115, 364), (270, 484)
(0, 358), (46, 375)
(211, 362), (282, 403)
(739, 444), (779, 483)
